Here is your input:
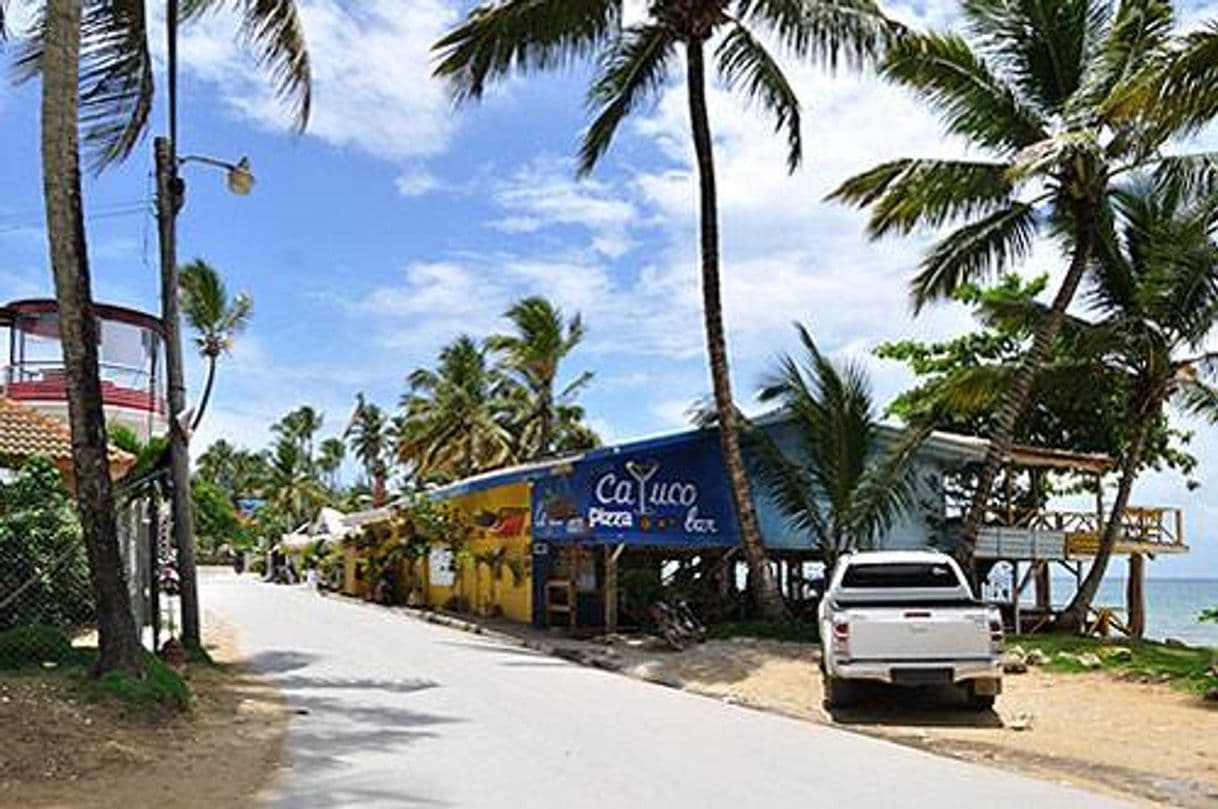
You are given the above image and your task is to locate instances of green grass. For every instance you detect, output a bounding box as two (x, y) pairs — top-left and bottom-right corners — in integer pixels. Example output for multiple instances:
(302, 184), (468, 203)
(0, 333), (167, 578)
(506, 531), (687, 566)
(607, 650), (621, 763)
(1014, 634), (1218, 694)
(707, 620), (820, 644)
(81, 653), (192, 713)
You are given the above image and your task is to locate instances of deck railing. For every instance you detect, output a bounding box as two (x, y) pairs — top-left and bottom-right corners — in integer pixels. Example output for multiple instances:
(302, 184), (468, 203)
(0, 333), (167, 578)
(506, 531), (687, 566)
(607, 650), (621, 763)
(984, 506), (1185, 552)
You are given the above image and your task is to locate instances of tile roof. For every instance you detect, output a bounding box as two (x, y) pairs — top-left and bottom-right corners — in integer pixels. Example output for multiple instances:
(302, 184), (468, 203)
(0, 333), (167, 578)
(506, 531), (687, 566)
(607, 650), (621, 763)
(0, 396), (134, 471)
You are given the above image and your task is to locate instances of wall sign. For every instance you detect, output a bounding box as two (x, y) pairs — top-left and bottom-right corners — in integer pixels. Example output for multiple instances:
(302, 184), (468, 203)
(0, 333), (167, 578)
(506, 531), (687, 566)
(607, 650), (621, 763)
(428, 546), (455, 586)
(532, 432), (740, 547)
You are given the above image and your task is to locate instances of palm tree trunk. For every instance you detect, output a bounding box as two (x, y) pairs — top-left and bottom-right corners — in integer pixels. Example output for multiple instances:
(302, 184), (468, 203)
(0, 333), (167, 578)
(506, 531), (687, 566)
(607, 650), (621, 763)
(959, 203), (1098, 573)
(539, 385), (554, 459)
(190, 354), (217, 431)
(41, 0), (142, 676)
(685, 40), (784, 621)
(1056, 398), (1153, 633)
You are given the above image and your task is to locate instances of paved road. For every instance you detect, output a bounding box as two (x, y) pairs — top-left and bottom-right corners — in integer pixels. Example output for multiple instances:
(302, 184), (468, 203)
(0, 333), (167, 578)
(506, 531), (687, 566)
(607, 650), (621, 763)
(202, 570), (1124, 808)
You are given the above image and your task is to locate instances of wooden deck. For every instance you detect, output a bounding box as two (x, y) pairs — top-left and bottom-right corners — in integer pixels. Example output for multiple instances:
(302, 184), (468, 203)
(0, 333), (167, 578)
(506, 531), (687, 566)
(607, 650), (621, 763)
(977, 506), (1186, 560)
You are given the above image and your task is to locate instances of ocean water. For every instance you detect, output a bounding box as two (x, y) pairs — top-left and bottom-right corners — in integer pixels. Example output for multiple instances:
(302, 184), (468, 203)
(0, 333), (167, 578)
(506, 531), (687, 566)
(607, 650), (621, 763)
(1034, 578), (1218, 647)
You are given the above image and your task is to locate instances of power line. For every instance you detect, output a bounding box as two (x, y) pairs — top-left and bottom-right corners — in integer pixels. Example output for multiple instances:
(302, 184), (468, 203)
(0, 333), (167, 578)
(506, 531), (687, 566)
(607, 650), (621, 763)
(0, 201), (152, 235)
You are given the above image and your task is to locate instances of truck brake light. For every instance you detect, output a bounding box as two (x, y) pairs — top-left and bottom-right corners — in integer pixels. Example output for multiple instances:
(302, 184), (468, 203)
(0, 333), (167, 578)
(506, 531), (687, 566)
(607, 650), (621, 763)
(831, 620), (850, 661)
(989, 617), (1004, 653)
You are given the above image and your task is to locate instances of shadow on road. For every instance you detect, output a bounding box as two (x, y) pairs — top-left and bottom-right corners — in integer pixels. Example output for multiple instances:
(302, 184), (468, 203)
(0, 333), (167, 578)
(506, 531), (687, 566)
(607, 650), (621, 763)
(245, 650), (320, 674)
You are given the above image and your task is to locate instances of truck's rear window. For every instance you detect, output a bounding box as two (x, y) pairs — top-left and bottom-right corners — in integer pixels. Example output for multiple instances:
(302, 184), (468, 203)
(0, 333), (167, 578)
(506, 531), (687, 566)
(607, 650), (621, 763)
(841, 562), (960, 589)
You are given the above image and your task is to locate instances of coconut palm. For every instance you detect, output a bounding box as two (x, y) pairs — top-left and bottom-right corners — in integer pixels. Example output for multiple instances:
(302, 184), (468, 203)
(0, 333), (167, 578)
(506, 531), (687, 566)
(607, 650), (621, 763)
(179, 260), (252, 431)
(829, 0), (1218, 566)
(978, 180), (1218, 631)
(398, 336), (517, 482)
(434, 0), (895, 619)
(272, 406), (324, 466)
(749, 325), (924, 572)
(487, 296), (592, 459)
(266, 437), (326, 526)
(346, 394), (391, 506)
(317, 437), (346, 490)
(197, 438), (239, 491)
(10, 0), (145, 675)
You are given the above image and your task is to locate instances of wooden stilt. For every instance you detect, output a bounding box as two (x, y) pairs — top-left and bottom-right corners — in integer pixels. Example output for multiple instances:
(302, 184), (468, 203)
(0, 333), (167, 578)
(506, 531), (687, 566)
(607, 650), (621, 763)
(1034, 562), (1051, 612)
(1127, 553), (1145, 639)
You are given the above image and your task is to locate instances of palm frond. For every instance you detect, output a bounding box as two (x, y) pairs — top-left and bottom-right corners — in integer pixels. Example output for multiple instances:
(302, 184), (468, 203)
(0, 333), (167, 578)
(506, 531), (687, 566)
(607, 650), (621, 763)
(912, 202), (1039, 311)
(14, 1), (154, 171)
(579, 22), (673, 175)
(832, 158), (1015, 238)
(736, 0), (896, 72)
(1071, 0), (1173, 121)
(1152, 20), (1218, 135)
(185, 0), (312, 129)
(1152, 152), (1218, 202)
(849, 423), (928, 546)
(879, 30), (1047, 153)
(716, 23), (801, 172)
(961, 0), (1105, 116)
(433, 0), (621, 103)
(1175, 380), (1218, 424)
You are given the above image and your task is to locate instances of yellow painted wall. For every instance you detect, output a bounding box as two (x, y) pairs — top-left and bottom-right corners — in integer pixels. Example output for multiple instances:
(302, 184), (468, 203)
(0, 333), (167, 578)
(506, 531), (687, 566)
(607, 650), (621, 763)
(425, 482), (533, 623)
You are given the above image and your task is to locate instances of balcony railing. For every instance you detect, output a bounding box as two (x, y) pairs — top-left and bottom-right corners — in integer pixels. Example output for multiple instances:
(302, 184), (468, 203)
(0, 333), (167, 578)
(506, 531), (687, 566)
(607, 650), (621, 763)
(979, 506), (1186, 558)
(2, 361), (165, 415)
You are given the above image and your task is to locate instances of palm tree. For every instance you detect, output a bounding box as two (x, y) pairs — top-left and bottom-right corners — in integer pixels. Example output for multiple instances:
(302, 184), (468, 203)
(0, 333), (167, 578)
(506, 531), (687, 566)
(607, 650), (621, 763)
(317, 437), (346, 490)
(272, 406), (323, 466)
(397, 336), (516, 482)
(434, 0), (894, 619)
(346, 393), (391, 506)
(488, 296), (592, 459)
(179, 260), (252, 432)
(266, 437), (326, 526)
(197, 438), (239, 492)
(749, 325), (924, 572)
(17, 0), (144, 675)
(830, 0), (1218, 567)
(1047, 180), (1218, 630)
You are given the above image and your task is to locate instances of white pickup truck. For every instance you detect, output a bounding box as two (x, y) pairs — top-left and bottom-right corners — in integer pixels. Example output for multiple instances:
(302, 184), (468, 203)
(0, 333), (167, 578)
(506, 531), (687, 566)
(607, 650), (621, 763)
(818, 550), (1004, 710)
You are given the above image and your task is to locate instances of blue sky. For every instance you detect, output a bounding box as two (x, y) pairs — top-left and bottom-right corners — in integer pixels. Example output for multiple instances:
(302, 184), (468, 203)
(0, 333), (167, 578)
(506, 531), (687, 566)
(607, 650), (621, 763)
(1, 1), (1215, 578)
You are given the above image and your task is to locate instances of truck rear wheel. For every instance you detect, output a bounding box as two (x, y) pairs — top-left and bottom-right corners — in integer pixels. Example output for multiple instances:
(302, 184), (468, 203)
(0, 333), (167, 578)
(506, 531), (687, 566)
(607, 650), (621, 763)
(965, 683), (996, 711)
(823, 676), (852, 710)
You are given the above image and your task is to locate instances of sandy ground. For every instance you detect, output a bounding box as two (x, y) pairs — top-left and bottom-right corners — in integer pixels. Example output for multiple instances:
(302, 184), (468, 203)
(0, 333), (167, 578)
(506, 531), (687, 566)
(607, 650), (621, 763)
(589, 636), (1218, 807)
(0, 614), (288, 809)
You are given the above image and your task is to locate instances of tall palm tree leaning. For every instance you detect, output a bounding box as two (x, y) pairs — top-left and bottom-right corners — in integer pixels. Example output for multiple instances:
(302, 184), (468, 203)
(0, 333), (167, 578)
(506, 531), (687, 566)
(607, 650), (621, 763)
(179, 260), (252, 431)
(830, 0), (1218, 575)
(434, 0), (895, 619)
(7, 0), (144, 675)
(1045, 181), (1218, 630)
(488, 296), (592, 460)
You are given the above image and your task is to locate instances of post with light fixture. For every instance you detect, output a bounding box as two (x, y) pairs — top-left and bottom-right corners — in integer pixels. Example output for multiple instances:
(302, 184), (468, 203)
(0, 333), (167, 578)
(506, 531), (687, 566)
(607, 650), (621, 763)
(153, 136), (255, 651)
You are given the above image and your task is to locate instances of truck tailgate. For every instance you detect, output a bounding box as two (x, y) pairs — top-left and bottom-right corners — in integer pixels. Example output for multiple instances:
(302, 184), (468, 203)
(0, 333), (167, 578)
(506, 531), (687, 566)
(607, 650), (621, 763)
(843, 606), (992, 661)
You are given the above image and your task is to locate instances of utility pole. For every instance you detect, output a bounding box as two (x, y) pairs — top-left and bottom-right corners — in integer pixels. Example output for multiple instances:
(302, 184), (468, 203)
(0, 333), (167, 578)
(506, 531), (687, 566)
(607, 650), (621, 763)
(155, 135), (200, 649)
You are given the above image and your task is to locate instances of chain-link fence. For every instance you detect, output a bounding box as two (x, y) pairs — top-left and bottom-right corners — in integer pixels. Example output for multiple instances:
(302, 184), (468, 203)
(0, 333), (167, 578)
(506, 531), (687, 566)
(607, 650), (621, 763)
(0, 458), (159, 667)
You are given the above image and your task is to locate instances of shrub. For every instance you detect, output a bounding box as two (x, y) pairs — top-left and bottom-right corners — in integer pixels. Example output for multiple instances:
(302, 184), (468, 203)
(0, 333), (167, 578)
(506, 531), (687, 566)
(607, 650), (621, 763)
(0, 623), (74, 668)
(0, 458), (93, 632)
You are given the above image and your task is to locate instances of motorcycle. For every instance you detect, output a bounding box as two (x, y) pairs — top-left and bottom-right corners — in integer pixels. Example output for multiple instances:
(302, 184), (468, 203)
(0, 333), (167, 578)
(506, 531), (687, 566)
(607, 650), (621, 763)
(649, 599), (707, 651)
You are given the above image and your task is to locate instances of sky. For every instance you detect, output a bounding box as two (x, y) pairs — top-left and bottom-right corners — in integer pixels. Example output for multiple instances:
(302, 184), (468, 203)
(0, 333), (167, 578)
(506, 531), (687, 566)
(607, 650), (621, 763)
(0, 1), (1215, 578)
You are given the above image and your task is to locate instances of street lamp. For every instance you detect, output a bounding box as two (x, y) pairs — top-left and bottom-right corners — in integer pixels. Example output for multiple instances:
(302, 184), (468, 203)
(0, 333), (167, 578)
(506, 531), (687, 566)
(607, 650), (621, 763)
(177, 154), (256, 197)
(154, 142), (255, 650)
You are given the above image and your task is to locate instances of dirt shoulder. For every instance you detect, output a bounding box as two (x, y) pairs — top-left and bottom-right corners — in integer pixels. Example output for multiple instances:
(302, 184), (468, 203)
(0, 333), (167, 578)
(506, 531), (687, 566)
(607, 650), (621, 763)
(0, 616), (287, 809)
(597, 635), (1218, 808)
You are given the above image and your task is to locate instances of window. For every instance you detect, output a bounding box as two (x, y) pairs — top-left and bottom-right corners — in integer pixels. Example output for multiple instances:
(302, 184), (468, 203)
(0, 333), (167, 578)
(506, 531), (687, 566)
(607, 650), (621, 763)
(841, 562), (960, 589)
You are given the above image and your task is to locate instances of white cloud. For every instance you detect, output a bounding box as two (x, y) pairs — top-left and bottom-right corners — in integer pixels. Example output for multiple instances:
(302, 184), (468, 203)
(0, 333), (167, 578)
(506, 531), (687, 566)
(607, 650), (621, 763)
(177, 0), (459, 161)
(489, 157), (641, 258)
(395, 168), (443, 198)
